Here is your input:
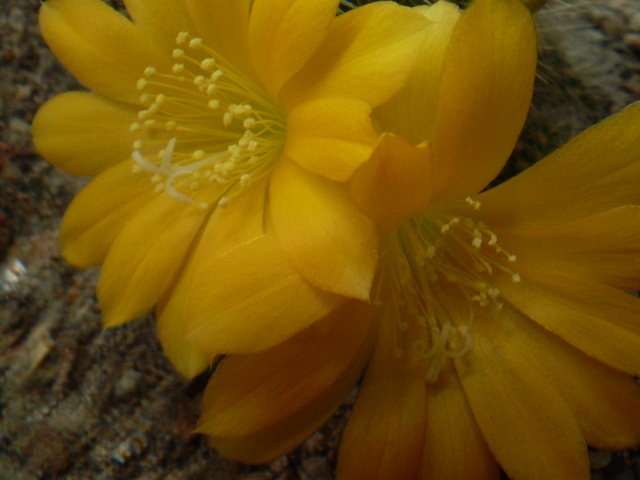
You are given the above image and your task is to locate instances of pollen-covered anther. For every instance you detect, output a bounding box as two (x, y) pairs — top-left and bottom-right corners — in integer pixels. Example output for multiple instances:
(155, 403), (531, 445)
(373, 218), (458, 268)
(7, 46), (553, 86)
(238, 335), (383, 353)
(176, 31), (189, 45)
(200, 58), (216, 71)
(172, 49), (185, 59)
(465, 196), (482, 210)
(189, 38), (203, 49)
(144, 67), (157, 77)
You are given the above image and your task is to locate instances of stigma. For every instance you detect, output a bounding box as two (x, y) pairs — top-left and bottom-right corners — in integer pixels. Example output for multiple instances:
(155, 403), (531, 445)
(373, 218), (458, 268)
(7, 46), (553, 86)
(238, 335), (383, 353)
(375, 200), (522, 383)
(129, 32), (286, 206)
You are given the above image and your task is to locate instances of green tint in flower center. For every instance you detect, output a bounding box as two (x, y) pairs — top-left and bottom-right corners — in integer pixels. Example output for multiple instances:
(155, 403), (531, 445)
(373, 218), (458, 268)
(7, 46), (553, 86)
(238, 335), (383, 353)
(376, 197), (521, 382)
(130, 32), (286, 209)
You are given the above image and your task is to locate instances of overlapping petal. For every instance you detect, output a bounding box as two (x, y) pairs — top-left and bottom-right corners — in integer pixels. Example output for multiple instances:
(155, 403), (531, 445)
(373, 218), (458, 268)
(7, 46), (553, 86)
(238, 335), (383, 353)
(98, 194), (210, 327)
(123, 0), (197, 53)
(430, 0), (537, 202)
(156, 271), (212, 379)
(184, 232), (345, 354)
(185, 0), (253, 76)
(284, 98), (378, 181)
(492, 206), (640, 290)
(349, 134), (433, 232)
(374, 1), (460, 145)
(198, 301), (375, 464)
(497, 267), (640, 376)
(419, 364), (500, 480)
(248, 0), (340, 99)
(455, 309), (590, 480)
(270, 158), (378, 300)
(497, 305), (640, 450)
(59, 160), (157, 268)
(282, 2), (432, 109)
(32, 92), (138, 176)
(337, 317), (427, 480)
(39, 0), (171, 105)
(477, 101), (640, 227)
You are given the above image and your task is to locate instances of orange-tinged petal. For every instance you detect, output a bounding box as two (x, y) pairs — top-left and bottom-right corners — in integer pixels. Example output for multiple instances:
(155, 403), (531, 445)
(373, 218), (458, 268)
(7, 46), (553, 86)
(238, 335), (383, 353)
(198, 301), (374, 464)
(270, 158), (378, 300)
(337, 316), (426, 480)
(497, 305), (640, 450)
(374, 1), (461, 145)
(185, 0), (253, 76)
(284, 98), (378, 182)
(419, 364), (500, 480)
(185, 232), (345, 354)
(477, 101), (640, 227)
(123, 0), (197, 53)
(248, 0), (339, 99)
(350, 134), (433, 232)
(39, 0), (171, 105)
(455, 309), (590, 480)
(283, 2), (432, 109)
(431, 0), (537, 202)
(98, 194), (210, 327)
(59, 161), (156, 268)
(493, 206), (640, 290)
(32, 92), (138, 176)
(497, 267), (640, 376)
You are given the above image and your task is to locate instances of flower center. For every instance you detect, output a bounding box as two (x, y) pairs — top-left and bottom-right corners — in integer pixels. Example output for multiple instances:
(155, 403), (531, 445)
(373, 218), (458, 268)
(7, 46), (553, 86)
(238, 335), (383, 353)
(130, 32), (286, 209)
(375, 197), (521, 382)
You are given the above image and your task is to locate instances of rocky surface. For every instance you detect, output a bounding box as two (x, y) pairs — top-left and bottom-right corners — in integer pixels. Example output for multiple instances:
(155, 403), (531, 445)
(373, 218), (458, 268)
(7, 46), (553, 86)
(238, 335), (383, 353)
(1, 0), (639, 479)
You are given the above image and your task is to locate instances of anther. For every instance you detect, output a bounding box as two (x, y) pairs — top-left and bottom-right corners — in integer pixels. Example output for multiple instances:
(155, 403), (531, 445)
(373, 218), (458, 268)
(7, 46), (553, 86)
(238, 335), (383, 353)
(172, 64), (185, 73)
(200, 58), (216, 71)
(189, 38), (203, 48)
(136, 79), (148, 90)
(144, 67), (157, 77)
(176, 31), (189, 44)
(172, 49), (185, 59)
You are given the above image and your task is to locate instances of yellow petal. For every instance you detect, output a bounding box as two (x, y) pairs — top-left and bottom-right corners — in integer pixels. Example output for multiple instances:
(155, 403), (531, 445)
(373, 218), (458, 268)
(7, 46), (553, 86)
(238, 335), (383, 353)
(477, 101), (640, 227)
(201, 176), (268, 258)
(32, 92), (138, 176)
(123, 0), (197, 53)
(185, 232), (345, 354)
(494, 206), (640, 290)
(497, 305), (640, 450)
(156, 262), (213, 379)
(248, 0), (339, 99)
(349, 134), (433, 232)
(98, 194), (209, 327)
(270, 158), (378, 300)
(59, 160), (156, 268)
(374, 1), (461, 145)
(198, 301), (374, 464)
(431, 0), (537, 202)
(419, 364), (500, 480)
(155, 179), (269, 374)
(455, 309), (590, 480)
(39, 0), (171, 105)
(185, 0), (254, 76)
(284, 97), (378, 182)
(283, 2), (432, 109)
(337, 316), (427, 480)
(497, 267), (640, 376)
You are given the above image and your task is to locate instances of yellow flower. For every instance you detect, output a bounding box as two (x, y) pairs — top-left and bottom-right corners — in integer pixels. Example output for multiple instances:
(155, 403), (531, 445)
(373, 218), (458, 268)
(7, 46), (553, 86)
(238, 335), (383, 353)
(32, 0), (433, 375)
(195, 0), (640, 478)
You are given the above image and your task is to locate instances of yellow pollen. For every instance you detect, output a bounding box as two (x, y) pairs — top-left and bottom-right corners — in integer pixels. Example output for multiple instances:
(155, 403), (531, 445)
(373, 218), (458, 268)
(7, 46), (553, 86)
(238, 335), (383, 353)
(376, 204), (521, 383)
(130, 31), (286, 206)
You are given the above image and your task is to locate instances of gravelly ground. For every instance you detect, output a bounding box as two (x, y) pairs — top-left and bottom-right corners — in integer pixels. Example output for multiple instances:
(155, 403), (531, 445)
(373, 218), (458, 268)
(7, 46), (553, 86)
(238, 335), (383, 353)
(1, 0), (639, 479)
